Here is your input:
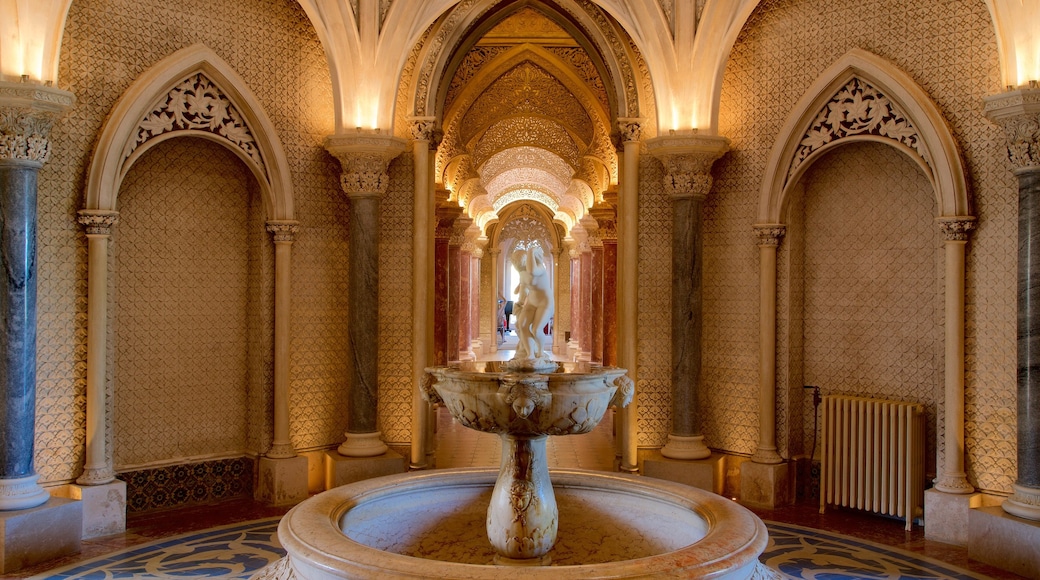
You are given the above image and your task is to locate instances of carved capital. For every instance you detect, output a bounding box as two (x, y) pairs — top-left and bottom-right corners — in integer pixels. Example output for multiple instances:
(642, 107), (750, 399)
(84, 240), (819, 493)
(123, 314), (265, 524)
(449, 217), (472, 247)
(616, 118), (643, 143)
(77, 210), (119, 236)
(266, 220), (300, 243)
(408, 117), (436, 142)
(325, 132), (407, 196)
(645, 134), (730, 200)
(937, 216), (976, 242)
(754, 224), (786, 247)
(0, 81), (75, 164)
(985, 88), (1040, 172)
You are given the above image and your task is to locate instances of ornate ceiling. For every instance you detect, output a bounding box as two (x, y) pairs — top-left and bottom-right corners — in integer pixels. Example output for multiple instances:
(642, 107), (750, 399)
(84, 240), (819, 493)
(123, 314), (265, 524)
(433, 5), (619, 242)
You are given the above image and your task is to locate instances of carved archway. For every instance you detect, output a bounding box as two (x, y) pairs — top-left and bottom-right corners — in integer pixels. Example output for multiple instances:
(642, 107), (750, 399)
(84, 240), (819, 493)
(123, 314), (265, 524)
(85, 43), (295, 220)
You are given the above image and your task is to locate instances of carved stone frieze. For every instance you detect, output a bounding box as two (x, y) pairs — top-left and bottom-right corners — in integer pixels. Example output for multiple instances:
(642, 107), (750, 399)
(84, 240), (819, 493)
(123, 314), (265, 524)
(125, 73), (264, 171)
(501, 214), (552, 249)
(77, 210), (120, 236)
(0, 81), (74, 164)
(325, 133), (407, 196)
(984, 89), (1040, 171)
(790, 77), (928, 183)
(753, 224), (787, 247)
(937, 216), (976, 242)
(266, 220), (300, 243)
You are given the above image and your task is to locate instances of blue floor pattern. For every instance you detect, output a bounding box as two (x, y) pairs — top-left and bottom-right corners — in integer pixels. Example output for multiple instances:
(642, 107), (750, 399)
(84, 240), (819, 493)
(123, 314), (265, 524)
(30, 517), (990, 580)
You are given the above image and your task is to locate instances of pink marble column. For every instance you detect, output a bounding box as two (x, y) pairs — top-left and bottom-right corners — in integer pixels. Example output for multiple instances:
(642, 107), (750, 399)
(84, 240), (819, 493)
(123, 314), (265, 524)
(569, 249), (581, 354)
(591, 241), (604, 364)
(603, 239), (618, 366)
(435, 201), (461, 366)
(471, 250), (481, 351)
(580, 247), (592, 361)
(447, 242), (461, 363)
(460, 248), (472, 357)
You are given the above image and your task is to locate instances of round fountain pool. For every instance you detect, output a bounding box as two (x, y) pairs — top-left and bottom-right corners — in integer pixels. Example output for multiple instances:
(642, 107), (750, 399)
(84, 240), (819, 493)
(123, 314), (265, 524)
(269, 468), (773, 579)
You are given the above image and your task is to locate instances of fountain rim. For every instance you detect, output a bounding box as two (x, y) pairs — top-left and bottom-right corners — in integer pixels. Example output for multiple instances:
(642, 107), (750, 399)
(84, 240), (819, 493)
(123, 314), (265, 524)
(278, 467), (769, 579)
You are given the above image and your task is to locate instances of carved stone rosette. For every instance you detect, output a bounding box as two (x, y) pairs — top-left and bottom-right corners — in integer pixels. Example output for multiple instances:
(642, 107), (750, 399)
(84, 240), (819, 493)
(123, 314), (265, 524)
(754, 224), (787, 247)
(266, 220), (300, 243)
(937, 217), (976, 242)
(645, 133), (730, 200)
(77, 210), (120, 236)
(984, 88), (1040, 173)
(0, 81), (76, 165)
(324, 132), (407, 196)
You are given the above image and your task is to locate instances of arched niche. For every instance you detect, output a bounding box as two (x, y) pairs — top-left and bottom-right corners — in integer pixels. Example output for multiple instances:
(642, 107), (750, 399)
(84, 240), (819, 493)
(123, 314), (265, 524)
(759, 48), (970, 223)
(85, 43), (295, 220)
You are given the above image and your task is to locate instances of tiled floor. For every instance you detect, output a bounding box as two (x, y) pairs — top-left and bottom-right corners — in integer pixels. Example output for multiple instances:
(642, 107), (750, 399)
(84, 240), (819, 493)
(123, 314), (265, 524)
(9, 345), (1026, 579)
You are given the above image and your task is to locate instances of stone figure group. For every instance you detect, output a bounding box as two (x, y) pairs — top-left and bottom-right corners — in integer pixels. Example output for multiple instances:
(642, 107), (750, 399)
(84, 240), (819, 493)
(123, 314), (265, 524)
(510, 244), (554, 361)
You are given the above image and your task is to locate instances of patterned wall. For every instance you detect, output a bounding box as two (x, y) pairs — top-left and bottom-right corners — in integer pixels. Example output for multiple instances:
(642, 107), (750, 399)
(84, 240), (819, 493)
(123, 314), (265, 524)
(378, 155), (415, 446)
(799, 141), (943, 477)
(38, 0), (339, 483)
(637, 156), (671, 447)
(711, 0), (1016, 494)
(113, 138), (253, 468)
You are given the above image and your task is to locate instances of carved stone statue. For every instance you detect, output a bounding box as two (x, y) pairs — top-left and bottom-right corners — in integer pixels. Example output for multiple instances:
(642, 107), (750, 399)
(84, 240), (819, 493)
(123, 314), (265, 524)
(508, 244), (554, 370)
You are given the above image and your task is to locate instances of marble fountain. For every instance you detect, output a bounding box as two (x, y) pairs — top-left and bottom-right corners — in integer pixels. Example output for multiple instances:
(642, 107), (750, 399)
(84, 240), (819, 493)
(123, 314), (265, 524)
(256, 246), (774, 579)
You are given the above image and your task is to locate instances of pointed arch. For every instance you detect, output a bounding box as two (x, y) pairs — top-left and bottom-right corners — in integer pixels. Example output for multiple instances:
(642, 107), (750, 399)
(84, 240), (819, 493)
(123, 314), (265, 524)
(759, 49), (970, 224)
(84, 44), (295, 220)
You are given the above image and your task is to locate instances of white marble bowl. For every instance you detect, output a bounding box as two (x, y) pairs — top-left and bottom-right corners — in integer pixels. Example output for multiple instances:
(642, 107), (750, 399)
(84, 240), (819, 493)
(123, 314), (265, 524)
(275, 468), (772, 579)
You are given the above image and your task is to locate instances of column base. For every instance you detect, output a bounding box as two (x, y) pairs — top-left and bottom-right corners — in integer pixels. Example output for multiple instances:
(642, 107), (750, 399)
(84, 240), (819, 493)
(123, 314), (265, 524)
(1003, 483), (1040, 521)
(54, 480), (126, 539)
(968, 505), (1040, 579)
(337, 432), (388, 458)
(0, 474), (49, 511)
(266, 443), (297, 460)
(739, 461), (793, 509)
(660, 435), (711, 460)
(257, 456), (309, 506)
(750, 446), (783, 465)
(324, 449), (407, 490)
(0, 497), (82, 574)
(75, 466), (115, 487)
(924, 488), (1000, 546)
(643, 451), (724, 495)
(932, 472), (975, 494)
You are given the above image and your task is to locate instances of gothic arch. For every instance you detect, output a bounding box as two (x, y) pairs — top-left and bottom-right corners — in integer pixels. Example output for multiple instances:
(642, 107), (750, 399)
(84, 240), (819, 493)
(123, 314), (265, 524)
(84, 44), (295, 220)
(759, 48), (971, 224)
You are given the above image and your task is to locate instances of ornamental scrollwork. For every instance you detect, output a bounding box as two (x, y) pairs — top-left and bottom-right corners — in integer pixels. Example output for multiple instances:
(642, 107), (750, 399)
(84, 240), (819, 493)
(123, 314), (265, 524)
(790, 77), (928, 182)
(126, 74), (264, 171)
(0, 107), (58, 163)
(993, 113), (1040, 170)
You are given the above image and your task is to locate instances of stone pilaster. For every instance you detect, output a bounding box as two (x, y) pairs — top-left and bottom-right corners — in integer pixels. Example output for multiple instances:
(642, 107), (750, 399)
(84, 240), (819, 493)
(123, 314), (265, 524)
(646, 133), (729, 461)
(751, 225), (786, 465)
(325, 131), (406, 458)
(986, 89), (1040, 520)
(615, 118), (642, 472)
(434, 196), (461, 365)
(0, 81), (74, 510)
(265, 220), (300, 460)
(590, 204), (618, 366)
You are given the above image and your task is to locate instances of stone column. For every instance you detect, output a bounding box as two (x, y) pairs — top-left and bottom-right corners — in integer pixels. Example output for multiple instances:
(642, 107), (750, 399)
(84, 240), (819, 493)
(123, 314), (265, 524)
(447, 220), (466, 362)
(409, 119), (435, 469)
(459, 233), (473, 361)
(257, 220), (307, 505)
(934, 218), (977, 494)
(0, 82), (74, 511)
(590, 235), (605, 364)
(470, 245), (483, 357)
(490, 248), (501, 353)
(566, 238), (581, 358)
(552, 247), (566, 355)
(75, 211), (119, 487)
(326, 132), (406, 458)
(599, 210), (619, 367)
(434, 197), (460, 365)
(616, 119), (642, 472)
(580, 242), (593, 362)
(752, 225), (785, 465)
(646, 133), (729, 461)
(986, 90), (1040, 520)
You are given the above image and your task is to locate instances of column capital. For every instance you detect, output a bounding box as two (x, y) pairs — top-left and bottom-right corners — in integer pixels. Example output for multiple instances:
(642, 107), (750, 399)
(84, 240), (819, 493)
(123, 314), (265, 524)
(77, 210), (119, 236)
(753, 224), (786, 247)
(324, 131), (407, 196)
(616, 118), (645, 143)
(936, 216), (976, 242)
(985, 88), (1040, 173)
(589, 206), (617, 241)
(0, 81), (76, 165)
(266, 220), (300, 243)
(449, 217), (472, 247)
(645, 133), (730, 200)
(407, 117), (436, 142)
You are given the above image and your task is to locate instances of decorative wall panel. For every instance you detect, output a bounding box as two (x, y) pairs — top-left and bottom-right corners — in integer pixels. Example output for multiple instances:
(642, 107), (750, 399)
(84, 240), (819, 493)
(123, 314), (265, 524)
(121, 457), (253, 513)
(113, 137), (252, 468)
(378, 156), (415, 446)
(38, 0), (336, 483)
(713, 0), (1014, 493)
(637, 157), (671, 447)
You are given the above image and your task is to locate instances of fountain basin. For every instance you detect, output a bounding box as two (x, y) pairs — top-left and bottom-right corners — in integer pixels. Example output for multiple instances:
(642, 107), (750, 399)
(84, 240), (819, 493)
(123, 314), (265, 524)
(274, 468), (772, 579)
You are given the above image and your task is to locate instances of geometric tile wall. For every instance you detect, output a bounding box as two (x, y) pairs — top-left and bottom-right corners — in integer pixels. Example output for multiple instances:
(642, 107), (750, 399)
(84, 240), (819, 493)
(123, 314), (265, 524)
(712, 0), (1017, 494)
(121, 457), (253, 513)
(38, 0), (339, 483)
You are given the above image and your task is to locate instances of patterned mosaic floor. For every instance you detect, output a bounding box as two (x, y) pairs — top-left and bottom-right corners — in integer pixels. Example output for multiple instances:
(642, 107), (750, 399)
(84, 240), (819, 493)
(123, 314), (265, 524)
(29, 516), (993, 579)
